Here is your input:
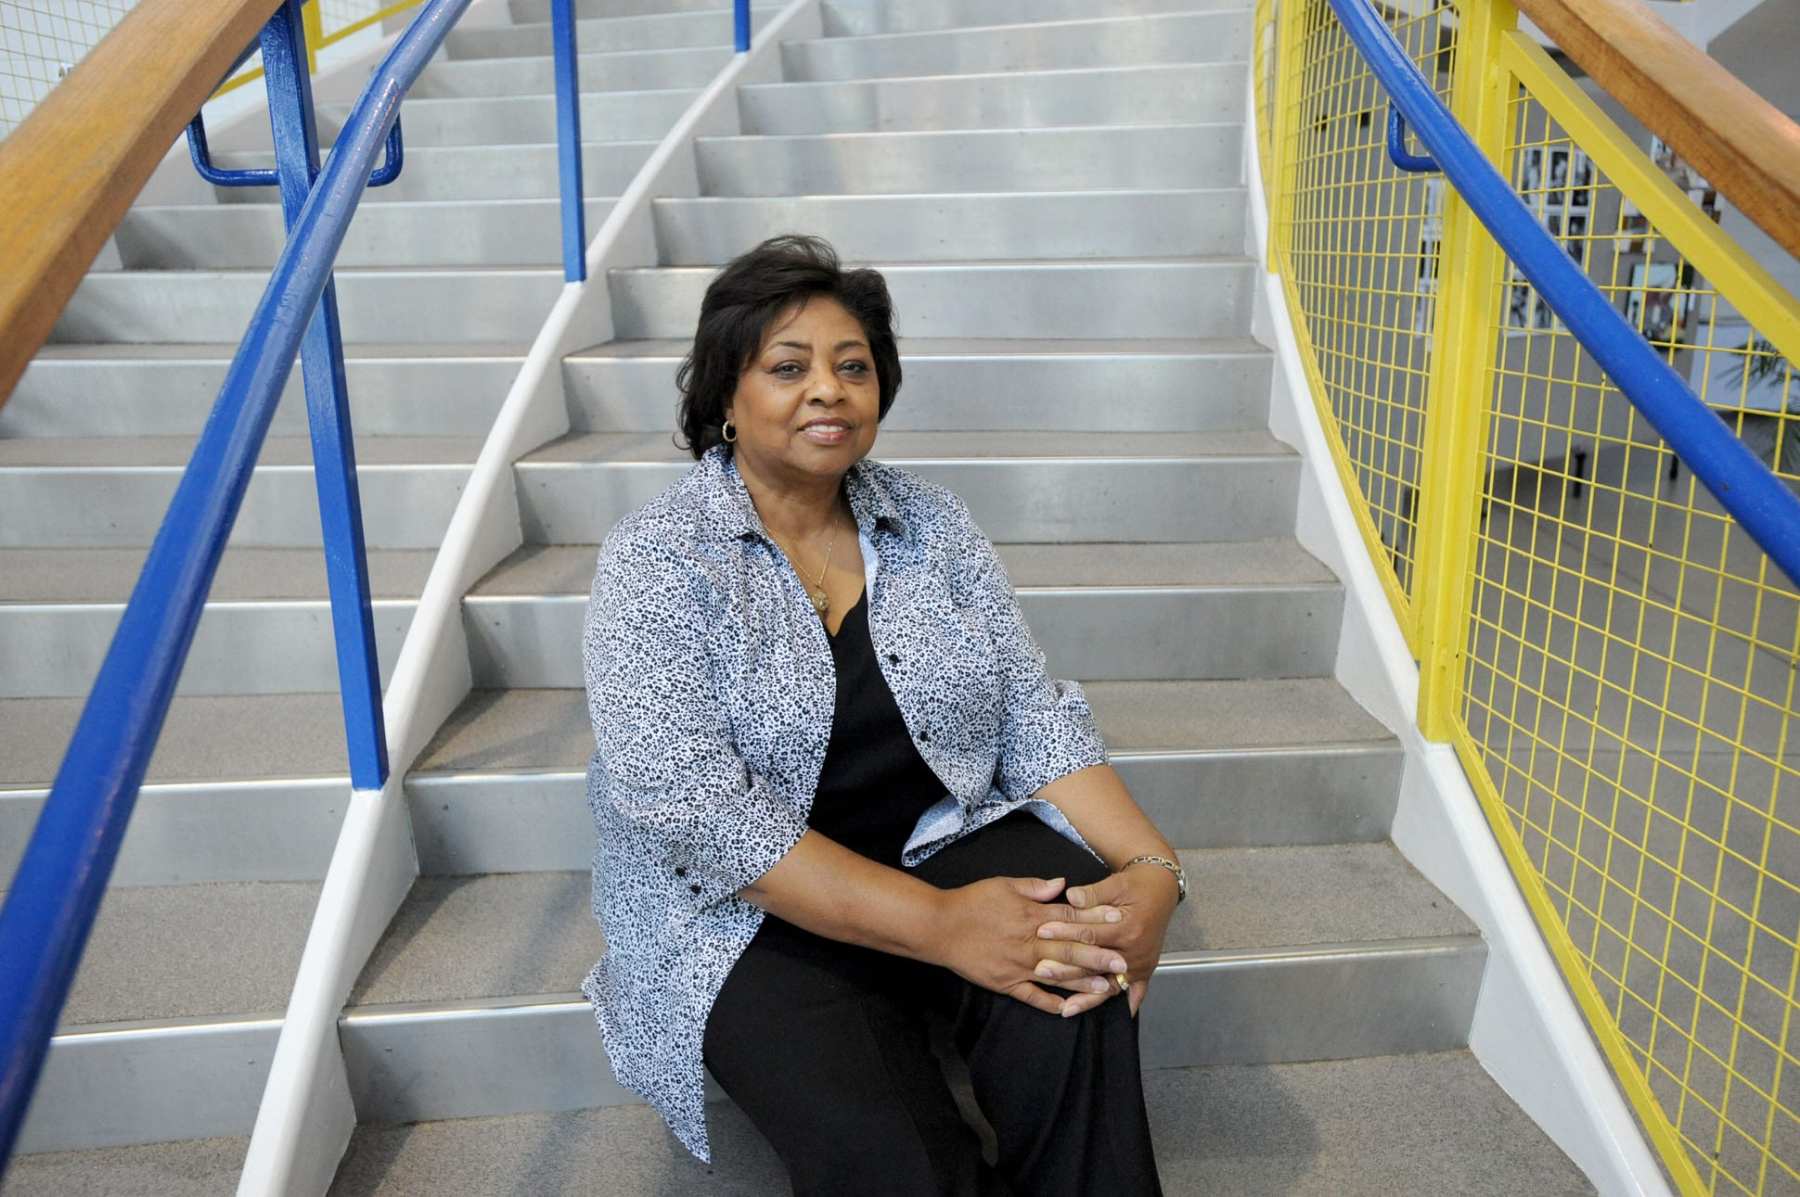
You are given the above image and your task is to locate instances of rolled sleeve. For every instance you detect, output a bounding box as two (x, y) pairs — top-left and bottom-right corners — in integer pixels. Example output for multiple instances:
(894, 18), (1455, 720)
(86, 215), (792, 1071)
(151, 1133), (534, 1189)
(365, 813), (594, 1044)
(582, 529), (809, 903)
(946, 498), (1109, 801)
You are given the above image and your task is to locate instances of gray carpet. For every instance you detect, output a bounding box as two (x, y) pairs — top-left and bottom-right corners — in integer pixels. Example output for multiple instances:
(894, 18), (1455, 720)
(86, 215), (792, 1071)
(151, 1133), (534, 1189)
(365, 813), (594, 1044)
(312, 1050), (1593, 1195)
(0, 692), (353, 789)
(16, 879), (324, 1026)
(0, 1135), (246, 1197)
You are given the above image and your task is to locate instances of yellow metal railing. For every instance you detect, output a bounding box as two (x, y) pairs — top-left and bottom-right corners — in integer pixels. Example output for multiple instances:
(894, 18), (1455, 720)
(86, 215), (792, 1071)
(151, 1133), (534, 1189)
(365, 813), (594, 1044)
(215, 0), (424, 96)
(1256, 1), (1800, 1193)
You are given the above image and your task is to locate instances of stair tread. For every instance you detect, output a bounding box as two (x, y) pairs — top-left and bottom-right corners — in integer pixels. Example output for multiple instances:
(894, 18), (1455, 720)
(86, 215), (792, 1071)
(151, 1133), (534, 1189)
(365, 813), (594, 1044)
(0, 692), (354, 790)
(0, 547), (437, 604)
(696, 120), (1243, 145)
(0, 1133), (247, 1196)
(316, 85), (705, 111)
(0, 435), (484, 468)
(413, 678), (1391, 777)
(790, 8), (1250, 49)
(12, 879), (325, 1028)
(612, 255), (1256, 273)
(567, 335), (1270, 359)
(741, 60), (1244, 88)
(519, 429), (1292, 464)
(655, 186), (1242, 203)
(471, 540), (1335, 596)
(308, 1052), (1591, 1196)
(25, 341), (533, 362)
(346, 842), (1472, 1010)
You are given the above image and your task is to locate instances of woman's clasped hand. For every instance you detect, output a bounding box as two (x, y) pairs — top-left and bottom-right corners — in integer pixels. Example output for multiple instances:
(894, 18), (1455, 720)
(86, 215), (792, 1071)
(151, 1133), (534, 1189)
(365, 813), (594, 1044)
(932, 862), (1180, 1020)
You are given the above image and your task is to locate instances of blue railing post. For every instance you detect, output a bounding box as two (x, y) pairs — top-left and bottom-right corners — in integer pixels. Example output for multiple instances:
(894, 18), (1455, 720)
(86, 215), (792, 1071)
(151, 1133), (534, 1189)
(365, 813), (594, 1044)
(734, 0), (750, 52)
(550, 0), (586, 282)
(259, 0), (389, 791)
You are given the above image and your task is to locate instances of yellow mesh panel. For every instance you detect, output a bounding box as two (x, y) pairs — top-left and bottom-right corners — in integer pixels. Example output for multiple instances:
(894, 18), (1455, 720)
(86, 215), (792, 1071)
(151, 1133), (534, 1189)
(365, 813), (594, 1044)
(1460, 87), (1800, 1197)
(0, 0), (136, 138)
(1275, 0), (1462, 642)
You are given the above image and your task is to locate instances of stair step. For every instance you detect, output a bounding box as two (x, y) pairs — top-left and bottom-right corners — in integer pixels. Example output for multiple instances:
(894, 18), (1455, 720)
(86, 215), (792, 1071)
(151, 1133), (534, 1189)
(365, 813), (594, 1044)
(696, 124), (1243, 196)
(0, 1133), (246, 1194)
(461, 540), (1342, 686)
(739, 63), (1245, 136)
(0, 546), (435, 604)
(0, 435), (478, 549)
(348, 843), (1472, 1011)
(510, 0), (762, 21)
(822, 0), (1252, 38)
(308, 1052), (1592, 1195)
(650, 189), (1246, 264)
(52, 267), (564, 345)
(206, 142), (655, 205)
(443, 8), (778, 59)
(203, 89), (700, 154)
(566, 336), (1271, 432)
(114, 198), (615, 270)
(0, 1052), (1593, 1193)
(31, 880), (324, 1028)
(412, 678), (1391, 778)
(608, 258), (1254, 340)
(785, 10), (1252, 82)
(5, 343), (525, 439)
(357, 44), (731, 100)
(512, 429), (1296, 543)
(331, 849), (1480, 1123)
(473, 538), (1333, 594)
(0, 692), (358, 791)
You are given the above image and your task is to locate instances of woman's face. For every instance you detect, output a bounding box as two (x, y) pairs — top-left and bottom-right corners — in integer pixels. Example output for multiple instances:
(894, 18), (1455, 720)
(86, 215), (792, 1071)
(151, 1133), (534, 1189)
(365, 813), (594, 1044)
(725, 295), (881, 486)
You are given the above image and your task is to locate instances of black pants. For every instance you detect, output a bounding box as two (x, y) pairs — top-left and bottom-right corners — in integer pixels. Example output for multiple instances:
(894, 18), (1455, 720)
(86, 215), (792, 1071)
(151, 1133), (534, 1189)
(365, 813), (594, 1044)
(702, 812), (1165, 1197)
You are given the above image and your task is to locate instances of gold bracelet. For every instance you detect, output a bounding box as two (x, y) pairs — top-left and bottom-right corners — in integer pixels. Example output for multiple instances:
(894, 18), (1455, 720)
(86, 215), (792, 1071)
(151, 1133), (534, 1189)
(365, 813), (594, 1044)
(1122, 853), (1186, 903)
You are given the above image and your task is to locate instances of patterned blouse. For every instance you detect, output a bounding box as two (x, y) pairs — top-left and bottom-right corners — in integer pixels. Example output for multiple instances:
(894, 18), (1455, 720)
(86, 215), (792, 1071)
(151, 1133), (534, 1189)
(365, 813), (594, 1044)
(579, 443), (1109, 1162)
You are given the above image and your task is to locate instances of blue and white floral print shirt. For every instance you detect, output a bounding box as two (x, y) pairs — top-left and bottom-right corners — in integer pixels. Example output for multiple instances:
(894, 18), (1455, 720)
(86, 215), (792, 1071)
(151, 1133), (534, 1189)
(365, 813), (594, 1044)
(579, 444), (1109, 1162)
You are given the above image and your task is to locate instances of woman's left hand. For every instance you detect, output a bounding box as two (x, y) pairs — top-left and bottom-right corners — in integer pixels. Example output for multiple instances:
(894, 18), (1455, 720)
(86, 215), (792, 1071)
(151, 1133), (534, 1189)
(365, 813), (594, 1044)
(1033, 863), (1181, 1019)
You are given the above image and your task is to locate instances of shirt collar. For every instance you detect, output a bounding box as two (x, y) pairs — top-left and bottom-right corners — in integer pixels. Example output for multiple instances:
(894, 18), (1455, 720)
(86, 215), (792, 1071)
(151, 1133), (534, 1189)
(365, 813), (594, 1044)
(693, 444), (909, 543)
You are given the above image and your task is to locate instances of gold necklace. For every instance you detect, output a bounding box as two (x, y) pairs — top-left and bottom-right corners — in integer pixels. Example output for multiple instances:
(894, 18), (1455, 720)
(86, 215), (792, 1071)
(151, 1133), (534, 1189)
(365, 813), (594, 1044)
(776, 522), (840, 615)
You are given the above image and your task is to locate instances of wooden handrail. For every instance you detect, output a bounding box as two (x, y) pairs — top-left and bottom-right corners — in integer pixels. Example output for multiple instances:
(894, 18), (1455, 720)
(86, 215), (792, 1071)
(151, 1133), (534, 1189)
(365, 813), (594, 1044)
(1516, 0), (1800, 262)
(0, 0), (282, 406)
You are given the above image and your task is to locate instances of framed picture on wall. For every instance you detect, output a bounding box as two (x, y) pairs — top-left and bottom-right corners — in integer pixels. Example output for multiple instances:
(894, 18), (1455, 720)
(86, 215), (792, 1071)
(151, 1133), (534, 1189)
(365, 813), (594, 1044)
(1623, 261), (1687, 344)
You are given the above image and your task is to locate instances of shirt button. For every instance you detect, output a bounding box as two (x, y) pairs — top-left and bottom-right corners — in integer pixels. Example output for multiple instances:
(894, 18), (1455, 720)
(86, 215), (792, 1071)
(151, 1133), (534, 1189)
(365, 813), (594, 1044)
(689, 884), (702, 895)
(919, 730), (930, 744)
(674, 867), (687, 878)
(887, 653), (899, 665)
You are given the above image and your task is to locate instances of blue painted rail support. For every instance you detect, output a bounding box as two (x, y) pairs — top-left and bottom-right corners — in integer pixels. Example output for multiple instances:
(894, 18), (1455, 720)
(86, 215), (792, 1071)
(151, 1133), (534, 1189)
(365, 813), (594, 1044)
(551, 0), (586, 282)
(734, 0), (750, 52)
(261, 0), (389, 789)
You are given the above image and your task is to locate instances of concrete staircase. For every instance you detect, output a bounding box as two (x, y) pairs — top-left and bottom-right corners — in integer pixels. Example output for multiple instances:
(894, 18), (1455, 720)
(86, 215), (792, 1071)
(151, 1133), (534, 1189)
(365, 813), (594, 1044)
(0, 0), (1597, 1193)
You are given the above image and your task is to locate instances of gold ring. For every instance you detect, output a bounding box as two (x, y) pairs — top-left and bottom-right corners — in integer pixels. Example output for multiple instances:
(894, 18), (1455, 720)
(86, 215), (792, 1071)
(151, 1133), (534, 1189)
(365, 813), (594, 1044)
(1114, 972), (1130, 993)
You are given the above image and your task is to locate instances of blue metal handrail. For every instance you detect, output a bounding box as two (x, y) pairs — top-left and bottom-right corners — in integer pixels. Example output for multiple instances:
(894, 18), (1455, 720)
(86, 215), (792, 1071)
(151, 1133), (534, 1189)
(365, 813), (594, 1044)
(0, 0), (612, 1164)
(1326, 0), (1800, 588)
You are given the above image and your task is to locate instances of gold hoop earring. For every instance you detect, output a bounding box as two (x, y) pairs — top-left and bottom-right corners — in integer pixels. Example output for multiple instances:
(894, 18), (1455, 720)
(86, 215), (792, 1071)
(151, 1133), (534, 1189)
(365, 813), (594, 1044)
(722, 420), (737, 443)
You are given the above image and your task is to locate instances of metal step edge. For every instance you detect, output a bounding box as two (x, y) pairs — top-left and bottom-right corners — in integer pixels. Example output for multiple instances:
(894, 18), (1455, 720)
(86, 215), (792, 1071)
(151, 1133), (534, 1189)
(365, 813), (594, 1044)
(333, 936), (1483, 1124)
(19, 1014), (282, 1153)
(403, 741), (1404, 783)
(738, 59), (1247, 90)
(400, 741), (1403, 873)
(695, 119), (1246, 144)
(649, 186), (1248, 204)
(124, 195), (625, 215)
(461, 582), (1343, 603)
(786, 7), (1252, 49)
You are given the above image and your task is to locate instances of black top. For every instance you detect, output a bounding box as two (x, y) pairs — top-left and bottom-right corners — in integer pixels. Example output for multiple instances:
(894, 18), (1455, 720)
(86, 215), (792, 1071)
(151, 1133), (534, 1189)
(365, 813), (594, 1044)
(803, 588), (946, 866)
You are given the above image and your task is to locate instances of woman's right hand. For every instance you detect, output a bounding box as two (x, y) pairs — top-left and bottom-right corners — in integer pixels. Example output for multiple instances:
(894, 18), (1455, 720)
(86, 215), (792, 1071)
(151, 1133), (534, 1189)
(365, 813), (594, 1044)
(929, 876), (1128, 1016)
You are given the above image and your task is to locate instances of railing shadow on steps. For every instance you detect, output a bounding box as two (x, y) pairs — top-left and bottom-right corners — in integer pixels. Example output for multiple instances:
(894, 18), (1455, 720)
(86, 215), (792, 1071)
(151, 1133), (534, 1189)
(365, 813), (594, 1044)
(0, 0), (603, 1173)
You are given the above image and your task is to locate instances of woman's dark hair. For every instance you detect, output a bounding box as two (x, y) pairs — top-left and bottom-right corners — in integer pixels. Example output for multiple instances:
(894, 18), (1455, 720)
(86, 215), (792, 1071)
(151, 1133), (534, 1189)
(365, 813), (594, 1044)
(676, 234), (902, 459)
